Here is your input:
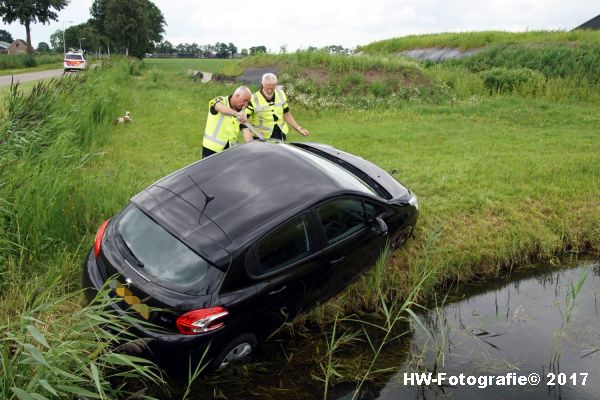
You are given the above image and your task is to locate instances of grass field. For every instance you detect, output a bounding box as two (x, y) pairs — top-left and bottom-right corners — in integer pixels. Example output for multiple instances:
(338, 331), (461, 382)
(0, 53), (598, 398)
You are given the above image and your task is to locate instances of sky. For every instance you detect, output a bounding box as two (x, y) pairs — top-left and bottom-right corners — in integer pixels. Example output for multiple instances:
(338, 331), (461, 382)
(2, 0), (598, 50)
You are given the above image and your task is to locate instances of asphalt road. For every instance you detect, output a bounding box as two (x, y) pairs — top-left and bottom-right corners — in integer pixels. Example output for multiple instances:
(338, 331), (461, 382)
(0, 68), (65, 87)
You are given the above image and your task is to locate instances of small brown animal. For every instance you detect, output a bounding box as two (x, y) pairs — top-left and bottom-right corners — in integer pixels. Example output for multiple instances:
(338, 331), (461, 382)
(113, 111), (132, 125)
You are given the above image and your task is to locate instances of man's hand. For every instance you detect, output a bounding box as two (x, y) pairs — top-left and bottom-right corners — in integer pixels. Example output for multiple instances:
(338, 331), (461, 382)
(235, 111), (248, 124)
(297, 127), (310, 137)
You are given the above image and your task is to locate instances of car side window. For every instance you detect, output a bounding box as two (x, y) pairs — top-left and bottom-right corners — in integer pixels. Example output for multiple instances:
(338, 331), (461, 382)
(256, 215), (314, 273)
(364, 201), (386, 220)
(317, 198), (366, 244)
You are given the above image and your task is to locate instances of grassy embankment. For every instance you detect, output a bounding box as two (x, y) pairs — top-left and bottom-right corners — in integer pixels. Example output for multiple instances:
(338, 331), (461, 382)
(358, 30), (600, 52)
(0, 31), (599, 397)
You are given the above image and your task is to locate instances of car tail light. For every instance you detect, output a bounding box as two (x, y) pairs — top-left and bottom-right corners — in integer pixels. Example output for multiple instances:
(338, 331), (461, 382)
(94, 219), (110, 257)
(176, 307), (229, 335)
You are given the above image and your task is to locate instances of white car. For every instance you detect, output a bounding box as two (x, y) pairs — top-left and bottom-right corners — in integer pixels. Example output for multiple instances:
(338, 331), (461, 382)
(64, 52), (87, 72)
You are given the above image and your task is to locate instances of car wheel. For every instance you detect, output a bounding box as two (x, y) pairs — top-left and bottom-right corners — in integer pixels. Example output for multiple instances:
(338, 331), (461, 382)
(391, 225), (413, 250)
(212, 333), (257, 370)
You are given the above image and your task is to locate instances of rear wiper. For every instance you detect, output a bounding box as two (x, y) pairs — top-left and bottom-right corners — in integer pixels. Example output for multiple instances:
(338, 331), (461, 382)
(115, 231), (145, 268)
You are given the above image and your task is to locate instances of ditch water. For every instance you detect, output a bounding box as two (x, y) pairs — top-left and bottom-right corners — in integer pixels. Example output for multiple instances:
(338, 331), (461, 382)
(166, 259), (599, 399)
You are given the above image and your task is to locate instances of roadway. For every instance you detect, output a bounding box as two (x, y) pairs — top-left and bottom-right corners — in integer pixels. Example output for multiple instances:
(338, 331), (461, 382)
(0, 68), (65, 87)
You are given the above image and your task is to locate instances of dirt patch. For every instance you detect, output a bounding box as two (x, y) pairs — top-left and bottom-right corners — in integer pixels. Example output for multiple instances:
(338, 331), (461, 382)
(298, 67), (431, 88)
(363, 69), (385, 82)
(299, 68), (328, 84)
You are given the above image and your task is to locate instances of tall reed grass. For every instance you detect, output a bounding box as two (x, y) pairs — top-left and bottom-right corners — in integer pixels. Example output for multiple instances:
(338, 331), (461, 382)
(0, 281), (164, 399)
(0, 54), (63, 70)
(0, 59), (159, 397)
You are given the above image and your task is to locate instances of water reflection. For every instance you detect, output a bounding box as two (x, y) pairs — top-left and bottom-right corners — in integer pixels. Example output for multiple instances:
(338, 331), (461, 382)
(377, 260), (599, 400)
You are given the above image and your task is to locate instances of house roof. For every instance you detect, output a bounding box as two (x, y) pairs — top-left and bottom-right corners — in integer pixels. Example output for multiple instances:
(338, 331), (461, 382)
(10, 39), (29, 48)
(574, 14), (600, 30)
(0, 41), (10, 49)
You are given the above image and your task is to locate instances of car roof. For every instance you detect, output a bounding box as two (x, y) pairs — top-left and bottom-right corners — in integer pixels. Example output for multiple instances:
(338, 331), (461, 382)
(131, 141), (364, 264)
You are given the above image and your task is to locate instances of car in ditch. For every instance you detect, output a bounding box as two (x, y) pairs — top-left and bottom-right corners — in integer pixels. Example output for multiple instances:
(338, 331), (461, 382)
(82, 140), (419, 369)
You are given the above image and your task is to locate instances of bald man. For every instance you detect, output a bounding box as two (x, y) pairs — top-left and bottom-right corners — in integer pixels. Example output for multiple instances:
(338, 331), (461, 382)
(202, 86), (252, 158)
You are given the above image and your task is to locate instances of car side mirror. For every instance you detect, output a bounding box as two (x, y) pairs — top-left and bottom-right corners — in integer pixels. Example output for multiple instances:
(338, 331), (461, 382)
(371, 217), (388, 236)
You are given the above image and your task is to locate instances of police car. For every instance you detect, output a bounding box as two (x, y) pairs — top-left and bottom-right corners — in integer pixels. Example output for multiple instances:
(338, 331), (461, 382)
(64, 51), (87, 72)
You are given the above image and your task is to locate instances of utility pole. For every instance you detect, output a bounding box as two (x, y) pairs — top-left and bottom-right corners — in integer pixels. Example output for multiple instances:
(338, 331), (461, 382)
(62, 20), (73, 54)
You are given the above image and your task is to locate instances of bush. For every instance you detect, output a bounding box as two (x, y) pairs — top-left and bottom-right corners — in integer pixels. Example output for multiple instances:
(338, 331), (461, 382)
(479, 67), (545, 93)
(457, 43), (600, 85)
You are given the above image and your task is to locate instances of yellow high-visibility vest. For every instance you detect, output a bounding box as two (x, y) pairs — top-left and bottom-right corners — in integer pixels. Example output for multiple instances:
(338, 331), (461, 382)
(247, 89), (289, 138)
(203, 96), (240, 153)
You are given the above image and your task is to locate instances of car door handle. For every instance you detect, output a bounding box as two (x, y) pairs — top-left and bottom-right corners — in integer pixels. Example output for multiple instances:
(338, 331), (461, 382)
(268, 285), (287, 295)
(329, 256), (345, 264)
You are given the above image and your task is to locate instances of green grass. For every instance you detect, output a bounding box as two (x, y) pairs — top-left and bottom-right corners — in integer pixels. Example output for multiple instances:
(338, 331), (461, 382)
(0, 62), (63, 76)
(0, 53), (599, 397)
(142, 58), (239, 74)
(358, 30), (600, 53)
(0, 53), (64, 71)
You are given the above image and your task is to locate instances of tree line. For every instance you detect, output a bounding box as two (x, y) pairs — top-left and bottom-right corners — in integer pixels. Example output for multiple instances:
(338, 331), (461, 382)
(1, 1), (353, 58)
(1, 0), (165, 58)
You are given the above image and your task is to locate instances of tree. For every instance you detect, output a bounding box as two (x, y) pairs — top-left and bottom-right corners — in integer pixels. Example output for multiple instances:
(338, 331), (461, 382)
(215, 42), (229, 58)
(37, 41), (50, 52)
(62, 22), (104, 53)
(90, 0), (165, 58)
(155, 40), (172, 54)
(0, 28), (13, 43)
(0, 0), (69, 54)
(227, 42), (237, 58)
(49, 29), (63, 52)
(240, 48), (248, 57)
(321, 45), (350, 55)
(249, 46), (266, 55)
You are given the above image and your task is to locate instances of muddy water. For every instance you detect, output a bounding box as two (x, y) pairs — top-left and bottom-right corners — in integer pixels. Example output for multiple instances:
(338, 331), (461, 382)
(172, 259), (599, 399)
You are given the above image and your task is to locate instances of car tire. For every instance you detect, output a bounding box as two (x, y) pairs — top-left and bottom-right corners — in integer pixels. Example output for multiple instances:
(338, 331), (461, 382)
(390, 225), (413, 250)
(211, 333), (257, 370)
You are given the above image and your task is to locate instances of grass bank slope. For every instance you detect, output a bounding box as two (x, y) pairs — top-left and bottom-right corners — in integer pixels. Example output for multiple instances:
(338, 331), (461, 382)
(358, 30), (600, 53)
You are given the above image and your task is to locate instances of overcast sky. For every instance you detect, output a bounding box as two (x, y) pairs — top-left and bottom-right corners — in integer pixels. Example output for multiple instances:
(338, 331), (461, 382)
(3, 0), (598, 50)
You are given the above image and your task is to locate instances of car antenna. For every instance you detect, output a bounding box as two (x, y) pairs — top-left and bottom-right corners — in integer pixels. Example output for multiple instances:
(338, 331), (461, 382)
(187, 175), (214, 223)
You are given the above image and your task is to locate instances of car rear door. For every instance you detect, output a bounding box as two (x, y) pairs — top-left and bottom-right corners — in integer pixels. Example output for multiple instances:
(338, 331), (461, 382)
(244, 213), (325, 333)
(313, 197), (387, 303)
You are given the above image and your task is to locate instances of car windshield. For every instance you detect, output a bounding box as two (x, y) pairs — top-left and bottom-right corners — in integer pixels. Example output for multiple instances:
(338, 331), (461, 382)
(65, 54), (83, 60)
(285, 145), (377, 196)
(117, 206), (214, 290)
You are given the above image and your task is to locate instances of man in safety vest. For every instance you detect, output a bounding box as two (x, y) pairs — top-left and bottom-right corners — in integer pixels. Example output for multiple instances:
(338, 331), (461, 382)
(202, 86), (252, 158)
(242, 73), (310, 142)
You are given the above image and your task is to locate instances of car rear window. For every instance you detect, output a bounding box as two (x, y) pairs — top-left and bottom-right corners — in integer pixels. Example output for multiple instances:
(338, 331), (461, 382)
(65, 54), (83, 60)
(284, 145), (377, 197)
(117, 206), (215, 291)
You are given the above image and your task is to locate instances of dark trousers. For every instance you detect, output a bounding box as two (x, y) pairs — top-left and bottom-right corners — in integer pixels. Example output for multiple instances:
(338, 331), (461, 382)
(202, 143), (229, 159)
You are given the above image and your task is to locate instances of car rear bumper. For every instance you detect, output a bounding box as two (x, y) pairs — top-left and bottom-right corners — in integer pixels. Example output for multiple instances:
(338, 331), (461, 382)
(82, 249), (222, 354)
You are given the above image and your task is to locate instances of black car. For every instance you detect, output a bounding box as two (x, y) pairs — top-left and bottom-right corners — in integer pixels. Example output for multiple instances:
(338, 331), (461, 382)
(83, 141), (418, 369)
